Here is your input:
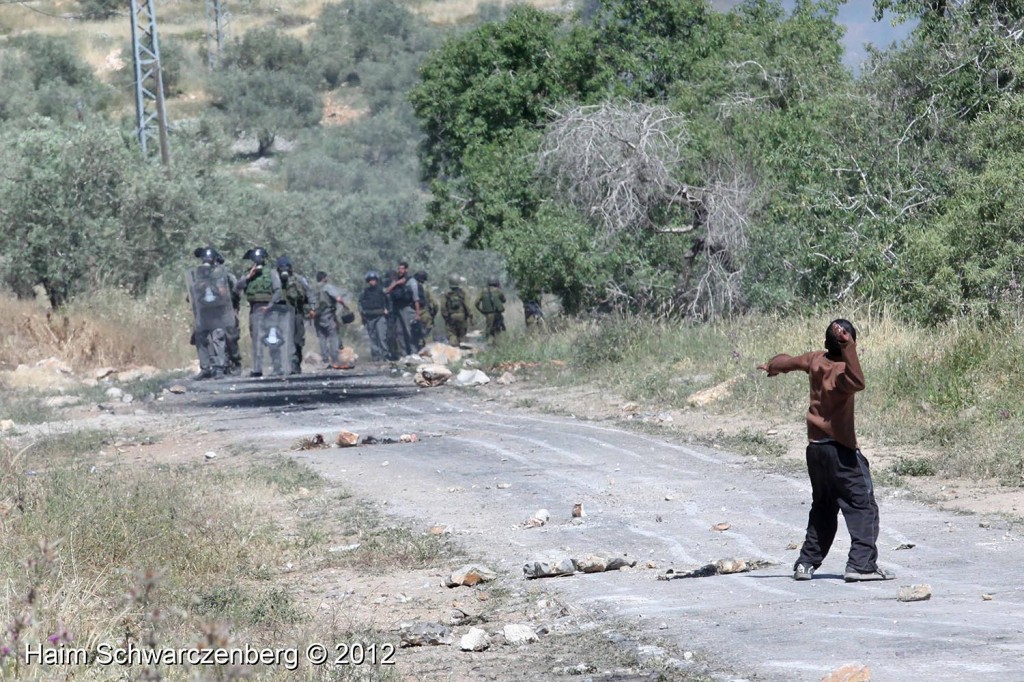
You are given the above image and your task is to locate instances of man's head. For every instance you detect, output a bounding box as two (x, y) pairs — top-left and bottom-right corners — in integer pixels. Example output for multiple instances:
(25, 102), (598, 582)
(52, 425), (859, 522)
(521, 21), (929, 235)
(276, 256), (292, 275)
(316, 271), (328, 283)
(487, 276), (500, 287)
(365, 271), (379, 284)
(825, 319), (856, 356)
(397, 261), (409, 277)
(448, 273), (461, 288)
(413, 271), (427, 283)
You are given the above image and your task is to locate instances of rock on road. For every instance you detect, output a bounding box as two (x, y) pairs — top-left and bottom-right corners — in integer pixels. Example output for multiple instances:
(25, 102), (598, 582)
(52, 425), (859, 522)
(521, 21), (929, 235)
(183, 368), (1024, 681)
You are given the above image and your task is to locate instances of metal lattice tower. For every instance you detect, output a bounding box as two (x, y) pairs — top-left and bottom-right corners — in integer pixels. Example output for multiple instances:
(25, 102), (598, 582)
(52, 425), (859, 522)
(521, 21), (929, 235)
(129, 0), (170, 166)
(205, 0), (230, 69)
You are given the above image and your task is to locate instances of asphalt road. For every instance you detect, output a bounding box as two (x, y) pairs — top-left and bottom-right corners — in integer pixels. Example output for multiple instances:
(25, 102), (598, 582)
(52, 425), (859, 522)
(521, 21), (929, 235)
(181, 368), (1024, 682)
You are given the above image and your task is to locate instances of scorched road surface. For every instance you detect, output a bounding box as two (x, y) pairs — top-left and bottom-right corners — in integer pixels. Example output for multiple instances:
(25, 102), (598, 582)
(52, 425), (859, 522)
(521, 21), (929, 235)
(182, 368), (1024, 682)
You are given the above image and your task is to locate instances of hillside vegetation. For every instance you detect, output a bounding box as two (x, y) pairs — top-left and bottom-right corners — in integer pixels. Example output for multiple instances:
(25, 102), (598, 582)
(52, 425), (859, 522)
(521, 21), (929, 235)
(0, 0), (513, 309)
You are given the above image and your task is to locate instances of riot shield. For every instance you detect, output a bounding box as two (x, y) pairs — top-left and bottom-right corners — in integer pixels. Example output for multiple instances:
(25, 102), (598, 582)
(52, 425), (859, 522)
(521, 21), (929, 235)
(251, 303), (295, 375)
(187, 266), (235, 332)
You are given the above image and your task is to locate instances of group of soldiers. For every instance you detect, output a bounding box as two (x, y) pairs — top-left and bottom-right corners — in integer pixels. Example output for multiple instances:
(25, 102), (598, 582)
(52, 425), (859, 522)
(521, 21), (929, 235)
(189, 247), (536, 379)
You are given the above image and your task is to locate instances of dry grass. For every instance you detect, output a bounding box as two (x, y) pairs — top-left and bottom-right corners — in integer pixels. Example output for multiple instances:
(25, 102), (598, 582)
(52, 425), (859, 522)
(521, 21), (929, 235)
(0, 440), (420, 680)
(480, 305), (1024, 484)
(413, 0), (567, 25)
(0, 287), (194, 373)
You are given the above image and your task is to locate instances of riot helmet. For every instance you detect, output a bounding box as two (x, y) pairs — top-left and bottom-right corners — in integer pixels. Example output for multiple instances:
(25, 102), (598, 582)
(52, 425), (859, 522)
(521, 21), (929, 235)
(487, 277), (500, 287)
(194, 246), (216, 264)
(243, 247), (268, 264)
(276, 256), (292, 272)
(365, 271), (379, 283)
(414, 271), (428, 283)
(448, 273), (461, 287)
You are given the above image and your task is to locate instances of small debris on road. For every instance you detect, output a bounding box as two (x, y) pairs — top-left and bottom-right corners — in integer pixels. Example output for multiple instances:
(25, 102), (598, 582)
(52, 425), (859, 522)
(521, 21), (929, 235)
(399, 433), (418, 443)
(455, 369), (490, 386)
(168, 385), (187, 394)
(786, 541), (799, 550)
(711, 522), (731, 532)
(523, 509), (550, 528)
(399, 622), (453, 648)
(429, 525), (451, 536)
(496, 371), (516, 385)
(572, 502), (585, 518)
(621, 402), (640, 413)
(657, 558), (778, 580)
(460, 627), (490, 652)
(496, 482), (511, 489)
(502, 624), (538, 645)
(897, 584), (932, 602)
(574, 554), (637, 573)
(820, 663), (871, 682)
(335, 430), (359, 447)
(296, 434), (328, 450)
(445, 564), (497, 588)
(892, 542), (916, 551)
(204, 451), (217, 461)
(982, 593), (993, 601)
(523, 558), (576, 579)
(415, 364), (452, 387)
(420, 342), (461, 366)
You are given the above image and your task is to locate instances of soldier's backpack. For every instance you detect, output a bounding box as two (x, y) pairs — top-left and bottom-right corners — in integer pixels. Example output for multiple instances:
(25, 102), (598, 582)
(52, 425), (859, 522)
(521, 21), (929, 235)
(478, 288), (505, 315)
(444, 289), (466, 323)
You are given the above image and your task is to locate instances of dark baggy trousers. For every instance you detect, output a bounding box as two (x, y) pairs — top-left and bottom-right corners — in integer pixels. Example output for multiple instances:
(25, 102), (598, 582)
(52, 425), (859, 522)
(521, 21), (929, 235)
(797, 441), (880, 574)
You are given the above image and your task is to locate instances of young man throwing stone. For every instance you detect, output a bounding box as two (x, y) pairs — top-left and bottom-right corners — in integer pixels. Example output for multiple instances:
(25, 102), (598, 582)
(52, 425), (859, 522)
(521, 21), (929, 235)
(758, 319), (895, 583)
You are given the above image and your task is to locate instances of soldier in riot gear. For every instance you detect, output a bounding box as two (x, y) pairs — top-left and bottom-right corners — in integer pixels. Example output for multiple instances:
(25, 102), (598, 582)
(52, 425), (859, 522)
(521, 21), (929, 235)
(276, 256), (315, 374)
(216, 252), (243, 374)
(359, 271), (390, 362)
(187, 247), (234, 379)
(234, 247), (287, 377)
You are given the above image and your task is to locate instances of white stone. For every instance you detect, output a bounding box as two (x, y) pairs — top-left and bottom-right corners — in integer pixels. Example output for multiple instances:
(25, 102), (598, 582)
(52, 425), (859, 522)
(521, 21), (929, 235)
(502, 624), (538, 645)
(459, 627), (490, 652)
(455, 369), (490, 386)
(105, 387), (124, 399)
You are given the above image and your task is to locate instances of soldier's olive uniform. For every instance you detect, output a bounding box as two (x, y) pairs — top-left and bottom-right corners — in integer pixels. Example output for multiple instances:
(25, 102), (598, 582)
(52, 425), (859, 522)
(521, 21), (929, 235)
(315, 281), (345, 365)
(419, 287), (439, 346)
(281, 272), (313, 373)
(475, 284), (507, 339)
(225, 271), (242, 372)
(441, 286), (472, 346)
(359, 280), (390, 362)
(236, 262), (284, 376)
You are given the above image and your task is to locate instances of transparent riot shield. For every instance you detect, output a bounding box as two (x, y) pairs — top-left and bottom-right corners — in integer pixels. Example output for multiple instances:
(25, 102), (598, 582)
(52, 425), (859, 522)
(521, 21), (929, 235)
(251, 303), (295, 376)
(187, 266), (234, 332)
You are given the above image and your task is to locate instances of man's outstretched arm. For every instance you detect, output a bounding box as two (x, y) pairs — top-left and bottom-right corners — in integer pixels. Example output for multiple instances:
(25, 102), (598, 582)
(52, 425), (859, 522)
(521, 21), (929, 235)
(757, 352), (814, 377)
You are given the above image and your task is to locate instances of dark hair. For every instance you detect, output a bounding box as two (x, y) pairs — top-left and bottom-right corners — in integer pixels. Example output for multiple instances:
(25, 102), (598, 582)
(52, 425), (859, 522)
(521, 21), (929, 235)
(825, 318), (857, 356)
(316, 271), (327, 282)
(398, 260), (409, 269)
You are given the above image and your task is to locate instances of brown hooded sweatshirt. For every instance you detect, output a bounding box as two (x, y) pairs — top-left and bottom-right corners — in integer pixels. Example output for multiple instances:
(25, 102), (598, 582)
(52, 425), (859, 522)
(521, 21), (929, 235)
(763, 341), (865, 450)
